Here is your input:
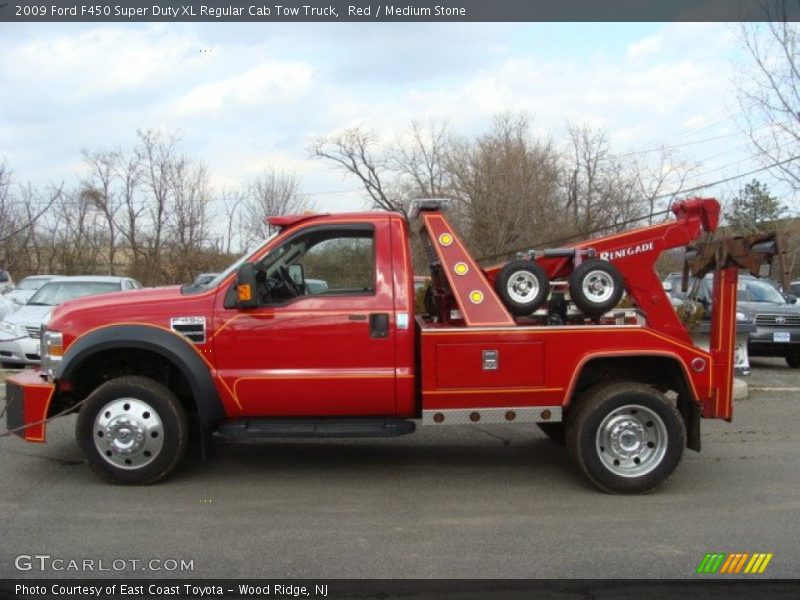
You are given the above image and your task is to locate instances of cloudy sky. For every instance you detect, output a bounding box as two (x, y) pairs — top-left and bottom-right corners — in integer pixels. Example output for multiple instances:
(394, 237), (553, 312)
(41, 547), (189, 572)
(0, 21), (788, 216)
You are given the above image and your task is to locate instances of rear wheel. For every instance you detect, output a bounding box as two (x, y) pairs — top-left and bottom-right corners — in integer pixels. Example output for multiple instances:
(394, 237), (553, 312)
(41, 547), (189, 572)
(568, 259), (624, 316)
(76, 376), (188, 485)
(786, 352), (800, 369)
(566, 381), (685, 494)
(495, 260), (550, 316)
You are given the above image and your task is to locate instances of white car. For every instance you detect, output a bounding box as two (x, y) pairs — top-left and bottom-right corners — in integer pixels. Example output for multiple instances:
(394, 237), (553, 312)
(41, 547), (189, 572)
(0, 276), (142, 368)
(0, 270), (14, 295)
(5, 275), (61, 308)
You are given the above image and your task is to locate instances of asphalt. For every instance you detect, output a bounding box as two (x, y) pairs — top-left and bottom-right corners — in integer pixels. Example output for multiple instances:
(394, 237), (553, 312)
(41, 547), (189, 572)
(0, 357), (798, 580)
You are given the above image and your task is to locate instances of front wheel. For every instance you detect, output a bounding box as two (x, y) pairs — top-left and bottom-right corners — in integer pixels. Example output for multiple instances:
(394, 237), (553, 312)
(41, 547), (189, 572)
(566, 381), (685, 493)
(76, 376), (189, 485)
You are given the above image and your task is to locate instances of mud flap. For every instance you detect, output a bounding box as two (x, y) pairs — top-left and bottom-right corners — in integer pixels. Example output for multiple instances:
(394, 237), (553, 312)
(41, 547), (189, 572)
(4, 371), (55, 442)
(678, 394), (702, 452)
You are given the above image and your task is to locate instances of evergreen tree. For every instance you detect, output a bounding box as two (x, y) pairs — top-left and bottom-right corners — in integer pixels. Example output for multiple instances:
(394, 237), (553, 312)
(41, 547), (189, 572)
(725, 179), (786, 233)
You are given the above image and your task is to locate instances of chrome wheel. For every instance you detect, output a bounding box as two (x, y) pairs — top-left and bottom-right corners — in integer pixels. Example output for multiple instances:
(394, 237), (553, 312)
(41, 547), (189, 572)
(507, 271), (540, 304)
(581, 269), (615, 305)
(595, 404), (667, 478)
(93, 398), (164, 470)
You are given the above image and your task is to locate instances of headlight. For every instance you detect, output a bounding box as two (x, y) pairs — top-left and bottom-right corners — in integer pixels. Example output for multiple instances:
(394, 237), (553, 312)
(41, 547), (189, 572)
(41, 330), (63, 379)
(736, 311), (754, 323)
(0, 321), (19, 336)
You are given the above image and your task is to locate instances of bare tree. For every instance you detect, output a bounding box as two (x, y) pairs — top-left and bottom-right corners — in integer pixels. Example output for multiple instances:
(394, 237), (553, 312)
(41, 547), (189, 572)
(163, 158), (212, 283)
(81, 149), (121, 274)
(635, 149), (698, 224)
(218, 187), (247, 254)
(446, 114), (562, 258)
(242, 170), (310, 246)
(136, 129), (179, 283)
(392, 120), (450, 198)
(311, 128), (402, 214)
(562, 123), (662, 238)
(738, 8), (800, 189)
(0, 161), (62, 264)
(38, 188), (105, 275)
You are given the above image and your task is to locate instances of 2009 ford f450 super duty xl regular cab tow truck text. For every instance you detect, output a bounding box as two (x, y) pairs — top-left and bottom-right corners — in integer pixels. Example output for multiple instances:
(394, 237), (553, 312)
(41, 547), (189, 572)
(5, 198), (781, 492)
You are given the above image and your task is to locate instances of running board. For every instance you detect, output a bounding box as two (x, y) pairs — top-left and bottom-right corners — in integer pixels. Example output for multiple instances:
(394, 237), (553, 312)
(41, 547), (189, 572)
(217, 418), (416, 439)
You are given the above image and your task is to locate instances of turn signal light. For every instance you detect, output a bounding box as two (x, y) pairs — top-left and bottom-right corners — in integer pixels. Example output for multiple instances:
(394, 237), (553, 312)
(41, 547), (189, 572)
(237, 284), (253, 302)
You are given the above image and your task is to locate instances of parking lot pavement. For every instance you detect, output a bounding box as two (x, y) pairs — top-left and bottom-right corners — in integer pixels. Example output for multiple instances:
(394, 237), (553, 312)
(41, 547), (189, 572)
(1, 362), (799, 580)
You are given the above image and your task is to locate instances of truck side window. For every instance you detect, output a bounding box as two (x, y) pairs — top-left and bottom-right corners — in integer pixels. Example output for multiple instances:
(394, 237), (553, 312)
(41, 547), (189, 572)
(302, 234), (374, 294)
(258, 227), (375, 302)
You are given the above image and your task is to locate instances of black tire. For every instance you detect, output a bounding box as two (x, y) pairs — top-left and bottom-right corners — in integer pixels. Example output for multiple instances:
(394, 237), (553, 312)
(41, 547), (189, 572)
(786, 352), (800, 369)
(423, 285), (438, 316)
(537, 422), (565, 445)
(568, 259), (624, 316)
(76, 376), (189, 485)
(495, 260), (550, 316)
(566, 381), (685, 494)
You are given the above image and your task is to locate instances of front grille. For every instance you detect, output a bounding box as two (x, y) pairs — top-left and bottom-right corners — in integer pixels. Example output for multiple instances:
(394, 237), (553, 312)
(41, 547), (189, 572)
(24, 326), (41, 339)
(755, 314), (800, 327)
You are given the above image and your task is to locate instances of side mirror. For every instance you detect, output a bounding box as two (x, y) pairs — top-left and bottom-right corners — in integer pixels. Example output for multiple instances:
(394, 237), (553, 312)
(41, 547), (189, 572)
(235, 263), (259, 309)
(288, 264), (305, 287)
(786, 294), (797, 305)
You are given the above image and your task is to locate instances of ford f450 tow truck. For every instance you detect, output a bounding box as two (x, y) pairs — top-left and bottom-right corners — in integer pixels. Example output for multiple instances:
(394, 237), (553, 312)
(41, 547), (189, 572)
(4, 198), (779, 492)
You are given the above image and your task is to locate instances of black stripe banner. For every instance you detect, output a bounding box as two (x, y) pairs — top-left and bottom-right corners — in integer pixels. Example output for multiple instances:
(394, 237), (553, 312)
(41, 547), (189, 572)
(2, 0), (800, 23)
(2, 579), (800, 600)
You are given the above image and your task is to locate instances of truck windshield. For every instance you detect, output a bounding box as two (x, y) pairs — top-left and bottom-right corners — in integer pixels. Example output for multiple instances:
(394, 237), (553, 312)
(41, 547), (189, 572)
(182, 233), (278, 294)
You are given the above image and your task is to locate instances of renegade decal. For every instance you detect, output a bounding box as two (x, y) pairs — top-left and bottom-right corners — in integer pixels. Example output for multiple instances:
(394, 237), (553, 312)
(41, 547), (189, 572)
(599, 241), (655, 261)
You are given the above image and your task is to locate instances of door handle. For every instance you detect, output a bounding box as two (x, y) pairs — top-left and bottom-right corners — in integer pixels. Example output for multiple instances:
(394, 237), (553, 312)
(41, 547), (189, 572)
(369, 313), (390, 338)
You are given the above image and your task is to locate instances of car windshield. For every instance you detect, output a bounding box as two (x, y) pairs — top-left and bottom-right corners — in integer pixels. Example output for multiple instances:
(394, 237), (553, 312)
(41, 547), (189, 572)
(28, 281), (121, 306)
(737, 279), (786, 303)
(18, 278), (50, 291)
(668, 276), (787, 304)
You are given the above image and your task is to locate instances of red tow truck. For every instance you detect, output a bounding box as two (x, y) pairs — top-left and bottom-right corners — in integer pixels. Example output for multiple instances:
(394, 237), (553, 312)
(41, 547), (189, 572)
(5, 198), (776, 492)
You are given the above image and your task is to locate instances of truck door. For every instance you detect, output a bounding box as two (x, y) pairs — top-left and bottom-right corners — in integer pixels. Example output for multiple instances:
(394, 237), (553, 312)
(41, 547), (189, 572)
(212, 218), (397, 416)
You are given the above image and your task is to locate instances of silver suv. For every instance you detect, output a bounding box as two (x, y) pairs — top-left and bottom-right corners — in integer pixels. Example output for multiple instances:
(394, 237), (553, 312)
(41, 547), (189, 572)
(664, 273), (800, 368)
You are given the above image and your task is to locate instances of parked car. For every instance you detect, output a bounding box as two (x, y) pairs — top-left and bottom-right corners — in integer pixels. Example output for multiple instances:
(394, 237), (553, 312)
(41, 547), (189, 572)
(0, 276), (142, 368)
(5, 275), (60, 307)
(0, 295), (15, 322)
(664, 272), (800, 368)
(192, 272), (219, 286)
(305, 278), (329, 294)
(0, 270), (14, 295)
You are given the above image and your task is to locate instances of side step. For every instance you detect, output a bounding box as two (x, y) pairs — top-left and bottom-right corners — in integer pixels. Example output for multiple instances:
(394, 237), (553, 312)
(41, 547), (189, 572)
(217, 418), (416, 439)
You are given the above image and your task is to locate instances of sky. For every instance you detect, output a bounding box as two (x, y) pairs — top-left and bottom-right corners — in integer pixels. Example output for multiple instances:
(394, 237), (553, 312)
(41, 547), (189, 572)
(0, 20), (792, 219)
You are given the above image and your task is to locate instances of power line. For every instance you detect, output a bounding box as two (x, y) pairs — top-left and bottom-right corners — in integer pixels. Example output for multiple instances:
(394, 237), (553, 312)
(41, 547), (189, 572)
(612, 130), (745, 159)
(476, 153), (800, 264)
(655, 153), (800, 200)
(629, 108), (738, 155)
(299, 187), (362, 197)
